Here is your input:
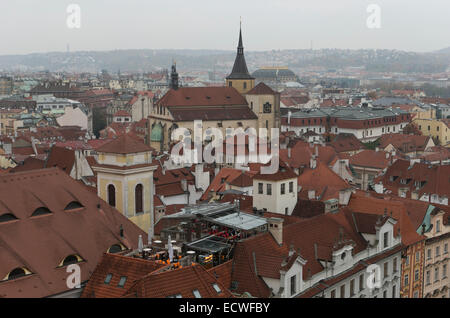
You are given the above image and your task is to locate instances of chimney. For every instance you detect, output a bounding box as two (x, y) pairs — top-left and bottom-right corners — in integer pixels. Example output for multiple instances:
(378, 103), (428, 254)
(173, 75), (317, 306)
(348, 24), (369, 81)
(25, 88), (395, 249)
(181, 179), (187, 192)
(308, 189), (316, 200)
(288, 244), (295, 257)
(310, 155), (317, 169)
(339, 189), (351, 206)
(268, 217), (284, 246)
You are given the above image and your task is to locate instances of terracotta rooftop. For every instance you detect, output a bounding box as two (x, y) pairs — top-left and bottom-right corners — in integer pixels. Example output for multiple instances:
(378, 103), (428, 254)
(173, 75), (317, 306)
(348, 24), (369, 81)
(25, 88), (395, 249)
(96, 134), (153, 154)
(157, 87), (248, 107)
(0, 167), (145, 298)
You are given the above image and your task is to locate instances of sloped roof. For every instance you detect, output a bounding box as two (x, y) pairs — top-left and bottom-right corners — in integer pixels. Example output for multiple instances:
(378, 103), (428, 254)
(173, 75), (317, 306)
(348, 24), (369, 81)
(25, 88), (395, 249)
(81, 253), (166, 298)
(349, 149), (392, 169)
(226, 27), (253, 80)
(124, 264), (232, 298)
(0, 168), (146, 298)
(157, 87), (248, 107)
(246, 82), (277, 95)
(96, 134), (153, 154)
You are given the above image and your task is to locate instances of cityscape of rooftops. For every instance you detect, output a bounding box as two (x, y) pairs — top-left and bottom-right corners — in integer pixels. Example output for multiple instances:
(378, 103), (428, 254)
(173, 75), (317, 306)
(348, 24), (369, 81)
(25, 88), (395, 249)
(0, 0), (449, 309)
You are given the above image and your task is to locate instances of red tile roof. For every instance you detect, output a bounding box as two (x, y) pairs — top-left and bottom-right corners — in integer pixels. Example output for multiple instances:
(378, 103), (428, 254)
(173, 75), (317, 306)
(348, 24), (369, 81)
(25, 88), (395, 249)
(327, 133), (364, 153)
(158, 87), (248, 107)
(349, 149), (392, 169)
(0, 167), (146, 298)
(124, 264), (233, 298)
(81, 253), (166, 298)
(379, 133), (431, 153)
(96, 134), (153, 154)
(246, 82), (277, 95)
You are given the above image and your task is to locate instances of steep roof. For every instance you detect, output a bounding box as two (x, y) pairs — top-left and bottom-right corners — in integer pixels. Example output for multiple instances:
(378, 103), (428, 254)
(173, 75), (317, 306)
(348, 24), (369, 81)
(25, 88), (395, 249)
(157, 87), (248, 107)
(0, 168), (146, 298)
(124, 264), (232, 298)
(379, 133), (431, 153)
(81, 253), (166, 298)
(96, 134), (153, 154)
(226, 27), (254, 80)
(349, 149), (392, 169)
(246, 82), (277, 95)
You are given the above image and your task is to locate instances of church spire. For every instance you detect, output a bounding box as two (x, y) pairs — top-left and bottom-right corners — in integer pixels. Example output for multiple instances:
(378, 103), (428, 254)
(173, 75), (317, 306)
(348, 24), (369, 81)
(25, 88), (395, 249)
(170, 60), (179, 90)
(226, 21), (254, 80)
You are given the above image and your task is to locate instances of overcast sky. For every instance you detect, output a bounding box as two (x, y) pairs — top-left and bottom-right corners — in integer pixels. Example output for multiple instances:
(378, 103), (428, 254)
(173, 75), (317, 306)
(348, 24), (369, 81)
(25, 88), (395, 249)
(0, 0), (449, 55)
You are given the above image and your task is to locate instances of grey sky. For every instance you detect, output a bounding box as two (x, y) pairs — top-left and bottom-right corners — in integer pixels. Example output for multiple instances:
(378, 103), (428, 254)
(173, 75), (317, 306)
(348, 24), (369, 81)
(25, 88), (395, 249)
(0, 0), (448, 55)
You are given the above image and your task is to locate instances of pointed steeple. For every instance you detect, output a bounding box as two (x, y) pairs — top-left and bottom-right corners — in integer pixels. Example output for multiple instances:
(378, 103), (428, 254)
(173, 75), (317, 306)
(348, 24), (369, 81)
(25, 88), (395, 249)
(170, 60), (179, 90)
(227, 22), (254, 80)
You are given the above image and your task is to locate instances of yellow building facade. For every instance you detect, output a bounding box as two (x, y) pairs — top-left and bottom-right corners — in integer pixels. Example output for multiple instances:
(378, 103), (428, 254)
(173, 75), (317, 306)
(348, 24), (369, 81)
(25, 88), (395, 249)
(413, 118), (450, 146)
(92, 135), (157, 232)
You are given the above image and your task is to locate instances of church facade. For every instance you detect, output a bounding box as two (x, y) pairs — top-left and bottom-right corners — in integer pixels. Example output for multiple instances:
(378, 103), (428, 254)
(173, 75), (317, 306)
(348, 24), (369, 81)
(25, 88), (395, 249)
(148, 25), (280, 152)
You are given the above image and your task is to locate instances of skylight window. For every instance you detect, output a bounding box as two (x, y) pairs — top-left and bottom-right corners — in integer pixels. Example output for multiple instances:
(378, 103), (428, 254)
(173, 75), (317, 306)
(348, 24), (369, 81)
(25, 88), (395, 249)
(212, 283), (222, 293)
(104, 273), (113, 284)
(192, 290), (202, 298)
(118, 276), (127, 288)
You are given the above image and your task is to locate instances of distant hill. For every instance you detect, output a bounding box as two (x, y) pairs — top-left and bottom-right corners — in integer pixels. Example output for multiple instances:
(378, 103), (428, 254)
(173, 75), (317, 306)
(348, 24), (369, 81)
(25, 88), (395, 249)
(0, 48), (448, 74)
(435, 47), (450, 54)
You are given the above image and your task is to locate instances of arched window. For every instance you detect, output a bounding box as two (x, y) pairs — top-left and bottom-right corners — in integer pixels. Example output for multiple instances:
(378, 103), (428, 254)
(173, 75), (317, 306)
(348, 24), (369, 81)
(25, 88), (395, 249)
(31, 207), (52, 217)
(108, 184), (116, 207)
(65, 201), (84, 210)
(0, 213), (18, 223)
(135, 184), (143, 214)
(108, 243), (125, 254)
(60, 254), (82, 267)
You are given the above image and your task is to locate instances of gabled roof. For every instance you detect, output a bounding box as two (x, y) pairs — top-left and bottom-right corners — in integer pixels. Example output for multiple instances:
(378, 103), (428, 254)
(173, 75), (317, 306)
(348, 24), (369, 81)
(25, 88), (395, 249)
(349, 149), (392, 170)
(96, 134), (153, 154)
(246, 82), (277, 95)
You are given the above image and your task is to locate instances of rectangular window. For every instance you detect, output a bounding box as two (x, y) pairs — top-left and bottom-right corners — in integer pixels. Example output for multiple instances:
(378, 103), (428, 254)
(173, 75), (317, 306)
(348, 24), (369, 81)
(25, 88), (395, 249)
(104, 273), (113, 284)
(267, 184), (272, 195)
(392, 285), (396, 297)
(384, 262), (389, 278)
(445, 243), (448, 254)
(426, 271), (430, 285)
(281, 183), (285, 195)
(290, 275), (296, 296)
(415, 251), (420, 263)
(414, 269), (419, 282)
(118, 276), (127, 288)
(330, 289), (336, 298)
(383, 290), (387, 298)
(258, 183), (263, 194)
(289, 181), (293, 193)
(340, 285), (345, 298)
(436, 246), (440, 257)
(383, 232), (389, 248)
(436, 220), (441, 233)
(427, 249), (432, 259)
(405, 255), (410, 266)
(359, 274), (364, 291)
(393, 257), (398, 273)
(413, 291), (419, 298)
(193, 289), (202, 298)
(443, 264), (447, 278)
(404, 274), (409, 286)
(434, 268), (439, 282)
(350, 279), (355, 296)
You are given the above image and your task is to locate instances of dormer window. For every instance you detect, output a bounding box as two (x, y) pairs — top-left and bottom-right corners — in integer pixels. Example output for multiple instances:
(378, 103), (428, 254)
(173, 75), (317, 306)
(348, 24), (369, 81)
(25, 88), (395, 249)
(192, 289), (202, 298)
(64, 201), (84, 211)
(0, 213), (18, 223)
(108, 243), (126, 254)
(3, 267), (32, 281)
(212, 283), (221, 293)
(31, 207), (52, 217)
(59, 254), (83, 267)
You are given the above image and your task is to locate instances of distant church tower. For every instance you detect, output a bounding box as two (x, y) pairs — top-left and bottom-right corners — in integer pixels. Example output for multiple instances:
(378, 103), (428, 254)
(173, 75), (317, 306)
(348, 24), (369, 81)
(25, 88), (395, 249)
(226, 23), (255, 94)
(169, 61), (179, 90)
